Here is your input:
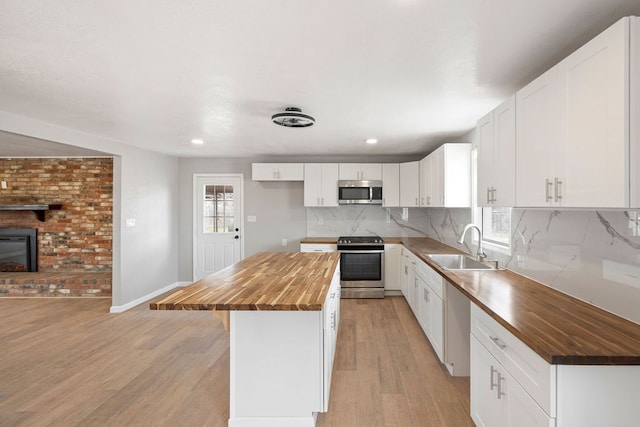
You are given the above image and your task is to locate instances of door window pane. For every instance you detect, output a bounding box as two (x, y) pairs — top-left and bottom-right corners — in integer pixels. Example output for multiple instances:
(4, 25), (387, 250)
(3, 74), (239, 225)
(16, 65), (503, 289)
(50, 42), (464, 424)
(203, 185), (235, 233)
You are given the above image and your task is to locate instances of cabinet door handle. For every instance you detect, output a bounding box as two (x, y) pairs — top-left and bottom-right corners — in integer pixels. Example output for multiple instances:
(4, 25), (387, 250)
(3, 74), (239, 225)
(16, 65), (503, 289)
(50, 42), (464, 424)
(555, 177), (563, 202)
(425, 289), (430, 302)
(490, 365), (499, 391)
(421, 197), (424, 205)
(497, 372), (506, 399)
(486, 187), (491, 204)
(491, 187), (497, 203)
(321, 197), (324, 205)
(490, 335), (507, 350)
(404, 266), (408, 275)
(415, 197), (418, 206)
(545, 178), (553, 202)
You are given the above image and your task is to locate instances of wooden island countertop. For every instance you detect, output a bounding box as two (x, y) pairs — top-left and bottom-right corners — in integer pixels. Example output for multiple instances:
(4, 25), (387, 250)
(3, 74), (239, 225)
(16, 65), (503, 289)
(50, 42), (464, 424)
(150, 252), (339, 311)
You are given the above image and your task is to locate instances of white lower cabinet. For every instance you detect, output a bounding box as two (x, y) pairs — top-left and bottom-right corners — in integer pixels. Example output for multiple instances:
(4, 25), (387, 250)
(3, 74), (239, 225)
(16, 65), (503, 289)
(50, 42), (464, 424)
(400, 248), (411, 298)
(470, 303), (640, 426)
(384, 243), (401, 291)
(322, 269), (340, 411)
(416, 266), (444, 362)
(471, 336), (554, 427)
(400, 249), (469, 375)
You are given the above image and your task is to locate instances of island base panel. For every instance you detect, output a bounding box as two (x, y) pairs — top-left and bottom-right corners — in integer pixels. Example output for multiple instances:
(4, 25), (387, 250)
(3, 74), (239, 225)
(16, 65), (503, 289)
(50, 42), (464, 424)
(229, 310), (324, 426)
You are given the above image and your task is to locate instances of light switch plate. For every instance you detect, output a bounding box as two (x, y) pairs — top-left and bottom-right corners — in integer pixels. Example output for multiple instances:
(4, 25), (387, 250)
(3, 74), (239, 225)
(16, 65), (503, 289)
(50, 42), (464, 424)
(125, 218), (136, 227)
(1, 181), (7, 189)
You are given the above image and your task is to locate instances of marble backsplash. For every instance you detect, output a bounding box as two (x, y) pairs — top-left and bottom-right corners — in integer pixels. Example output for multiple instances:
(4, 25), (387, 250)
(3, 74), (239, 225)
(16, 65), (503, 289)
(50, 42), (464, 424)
(429, 208), (640, 325)
(307, 206), (430, 238)
(307, 205), (640, 325)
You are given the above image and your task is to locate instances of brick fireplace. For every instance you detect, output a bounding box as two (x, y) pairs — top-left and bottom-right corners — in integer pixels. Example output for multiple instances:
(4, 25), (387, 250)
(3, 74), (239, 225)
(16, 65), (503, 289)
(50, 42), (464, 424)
(0, 158), (113, 296)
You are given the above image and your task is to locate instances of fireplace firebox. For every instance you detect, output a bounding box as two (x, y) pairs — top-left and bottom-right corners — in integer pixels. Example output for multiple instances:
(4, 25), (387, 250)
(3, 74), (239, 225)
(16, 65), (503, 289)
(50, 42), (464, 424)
(0, 228), (37, 272)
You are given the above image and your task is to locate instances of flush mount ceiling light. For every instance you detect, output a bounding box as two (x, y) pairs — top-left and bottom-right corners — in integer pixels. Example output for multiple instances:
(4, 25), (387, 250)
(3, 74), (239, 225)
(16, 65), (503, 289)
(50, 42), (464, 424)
(271, 107), (315, 128)
(191, 139), (204, 145)
(365, 138), (378, 144)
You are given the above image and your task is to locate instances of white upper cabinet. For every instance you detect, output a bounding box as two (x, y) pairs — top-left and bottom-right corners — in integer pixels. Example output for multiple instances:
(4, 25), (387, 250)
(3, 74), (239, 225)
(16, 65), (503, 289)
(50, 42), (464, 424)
(252, 163), (304, 181)
(399, 161), (420, 207)
(516, 16), (639, 208)
(382, 163), (400, 207)
(477, 95), (516, 207)
(338, 163), (382, 181)
(433, 143), (471, 207)
(304, 164), (339, 207)
(563, 17), (627, 207)
(516, 65), (565, 207)
(419, 155), (435, 207)
(419, 144), (470, 208)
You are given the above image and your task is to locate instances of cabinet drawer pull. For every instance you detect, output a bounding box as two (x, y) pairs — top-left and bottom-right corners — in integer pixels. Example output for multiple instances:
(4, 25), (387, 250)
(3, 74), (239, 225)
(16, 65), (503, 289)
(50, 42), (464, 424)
(545, 178), (553, 202)
(490, 365), (498, 391)
(490, 336), (506, 350)
(555, 177), (562, 202)
(497, 372), (506, 399)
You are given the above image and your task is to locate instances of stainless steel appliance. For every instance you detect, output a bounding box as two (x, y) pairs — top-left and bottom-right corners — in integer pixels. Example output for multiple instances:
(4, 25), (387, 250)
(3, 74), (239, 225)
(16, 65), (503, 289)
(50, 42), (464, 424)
(338, 180), (383, 205)
(337, 235), (384, 298)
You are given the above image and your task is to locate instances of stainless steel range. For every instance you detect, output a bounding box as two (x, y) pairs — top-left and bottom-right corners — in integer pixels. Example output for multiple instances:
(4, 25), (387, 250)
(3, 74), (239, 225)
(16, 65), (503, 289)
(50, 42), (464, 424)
(337, 235), (384, 299)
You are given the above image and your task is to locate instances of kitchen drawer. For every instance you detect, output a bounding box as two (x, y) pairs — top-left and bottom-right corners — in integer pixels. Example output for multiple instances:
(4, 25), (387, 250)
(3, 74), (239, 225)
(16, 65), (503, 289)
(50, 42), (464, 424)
(300, 243), (337, 252)
(414, 260), (444, 298)
(471, 304), (557, 417)
(426, 265), (444, 299)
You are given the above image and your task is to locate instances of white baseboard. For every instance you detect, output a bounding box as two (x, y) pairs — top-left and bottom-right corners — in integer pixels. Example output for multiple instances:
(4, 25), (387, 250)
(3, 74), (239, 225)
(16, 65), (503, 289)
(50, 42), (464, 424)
(109, 281), (189, 313)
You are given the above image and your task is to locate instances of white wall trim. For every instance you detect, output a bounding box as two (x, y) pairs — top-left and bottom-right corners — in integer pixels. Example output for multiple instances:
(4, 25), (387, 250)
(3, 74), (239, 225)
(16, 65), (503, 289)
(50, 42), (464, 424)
(109, 281), (189, 313)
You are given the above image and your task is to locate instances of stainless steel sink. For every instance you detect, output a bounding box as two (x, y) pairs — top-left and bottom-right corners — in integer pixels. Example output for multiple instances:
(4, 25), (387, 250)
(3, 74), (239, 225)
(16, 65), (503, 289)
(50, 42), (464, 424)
(426, 254), (498, 270)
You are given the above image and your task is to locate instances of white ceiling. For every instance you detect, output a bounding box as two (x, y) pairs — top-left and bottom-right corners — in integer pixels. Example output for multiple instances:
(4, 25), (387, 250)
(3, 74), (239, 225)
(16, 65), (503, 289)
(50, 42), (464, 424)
(1, 0), (640, 158)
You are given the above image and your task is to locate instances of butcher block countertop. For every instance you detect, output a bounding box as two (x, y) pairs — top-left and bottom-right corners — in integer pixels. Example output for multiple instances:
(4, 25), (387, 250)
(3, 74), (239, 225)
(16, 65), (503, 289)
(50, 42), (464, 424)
(150, 252), (339, 311)
(399, 237), (640, 365)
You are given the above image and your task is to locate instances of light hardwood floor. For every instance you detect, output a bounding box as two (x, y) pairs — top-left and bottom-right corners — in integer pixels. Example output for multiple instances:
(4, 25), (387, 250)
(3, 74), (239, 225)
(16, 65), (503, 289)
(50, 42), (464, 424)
(0, 296), (471, 426)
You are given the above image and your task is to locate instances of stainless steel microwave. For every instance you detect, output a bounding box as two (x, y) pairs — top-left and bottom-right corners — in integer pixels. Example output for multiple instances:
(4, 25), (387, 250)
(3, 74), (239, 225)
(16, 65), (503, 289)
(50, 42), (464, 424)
(338, 180), (383, 205)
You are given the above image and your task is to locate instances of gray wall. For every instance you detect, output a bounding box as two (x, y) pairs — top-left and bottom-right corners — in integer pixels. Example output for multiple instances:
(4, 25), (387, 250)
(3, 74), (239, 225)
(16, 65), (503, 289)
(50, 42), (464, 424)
(177, 155), (419, 281)
(0, 111), (180, 308)
(178, 158), (307, 281)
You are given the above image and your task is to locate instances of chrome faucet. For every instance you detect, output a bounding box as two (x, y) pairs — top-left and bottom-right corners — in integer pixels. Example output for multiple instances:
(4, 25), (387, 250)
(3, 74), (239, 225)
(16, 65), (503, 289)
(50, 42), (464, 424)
(457, 224), (487, 261)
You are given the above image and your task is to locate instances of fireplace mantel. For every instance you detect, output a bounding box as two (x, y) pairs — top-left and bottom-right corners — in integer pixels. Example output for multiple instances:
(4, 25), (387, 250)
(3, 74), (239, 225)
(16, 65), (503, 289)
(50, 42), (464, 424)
(0, 204), (62, 222)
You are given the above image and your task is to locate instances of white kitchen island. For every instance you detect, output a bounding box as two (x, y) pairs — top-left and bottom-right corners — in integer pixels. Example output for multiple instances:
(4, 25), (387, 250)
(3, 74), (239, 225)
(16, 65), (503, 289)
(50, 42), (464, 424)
(151, 252), (341, 427)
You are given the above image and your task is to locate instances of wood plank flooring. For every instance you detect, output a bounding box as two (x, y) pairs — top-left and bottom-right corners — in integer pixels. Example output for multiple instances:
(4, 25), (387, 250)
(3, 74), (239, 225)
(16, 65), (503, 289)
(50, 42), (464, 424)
(0, 296), (471, 426)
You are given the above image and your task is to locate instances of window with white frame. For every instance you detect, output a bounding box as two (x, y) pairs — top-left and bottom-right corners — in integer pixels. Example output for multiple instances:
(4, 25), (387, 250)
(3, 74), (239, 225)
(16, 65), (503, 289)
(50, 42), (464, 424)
(470, 148), (512, 254)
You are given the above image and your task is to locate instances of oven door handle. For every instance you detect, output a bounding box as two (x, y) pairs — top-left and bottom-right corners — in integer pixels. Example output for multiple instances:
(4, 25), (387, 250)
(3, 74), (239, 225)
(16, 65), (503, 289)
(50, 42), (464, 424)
(339, 250), (385, 254)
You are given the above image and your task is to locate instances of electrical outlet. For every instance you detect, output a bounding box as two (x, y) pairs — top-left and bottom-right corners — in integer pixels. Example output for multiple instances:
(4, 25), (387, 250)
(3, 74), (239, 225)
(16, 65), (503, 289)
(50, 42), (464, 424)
(281, 238), (287, 247)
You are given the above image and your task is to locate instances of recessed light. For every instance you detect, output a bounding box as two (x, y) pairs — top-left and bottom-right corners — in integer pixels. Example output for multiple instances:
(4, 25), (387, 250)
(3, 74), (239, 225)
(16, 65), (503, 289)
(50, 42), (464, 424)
(191, 139), (204, 145)
(365, 138), (378, 145)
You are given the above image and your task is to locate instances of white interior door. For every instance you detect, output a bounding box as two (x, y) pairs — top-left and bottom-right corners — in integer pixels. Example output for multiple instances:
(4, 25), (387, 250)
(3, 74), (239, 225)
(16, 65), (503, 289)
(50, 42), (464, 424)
(194, 174), (243, 280)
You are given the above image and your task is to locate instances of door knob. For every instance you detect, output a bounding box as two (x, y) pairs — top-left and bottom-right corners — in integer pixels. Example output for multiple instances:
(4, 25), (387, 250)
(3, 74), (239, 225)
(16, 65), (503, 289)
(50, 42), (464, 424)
(234, 235), (239, 239)
(235, 228), (239, 232)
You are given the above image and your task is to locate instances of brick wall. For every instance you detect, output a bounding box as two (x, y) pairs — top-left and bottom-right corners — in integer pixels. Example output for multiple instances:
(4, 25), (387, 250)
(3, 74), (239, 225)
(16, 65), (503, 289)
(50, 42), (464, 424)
(0, 158), (113, 296)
